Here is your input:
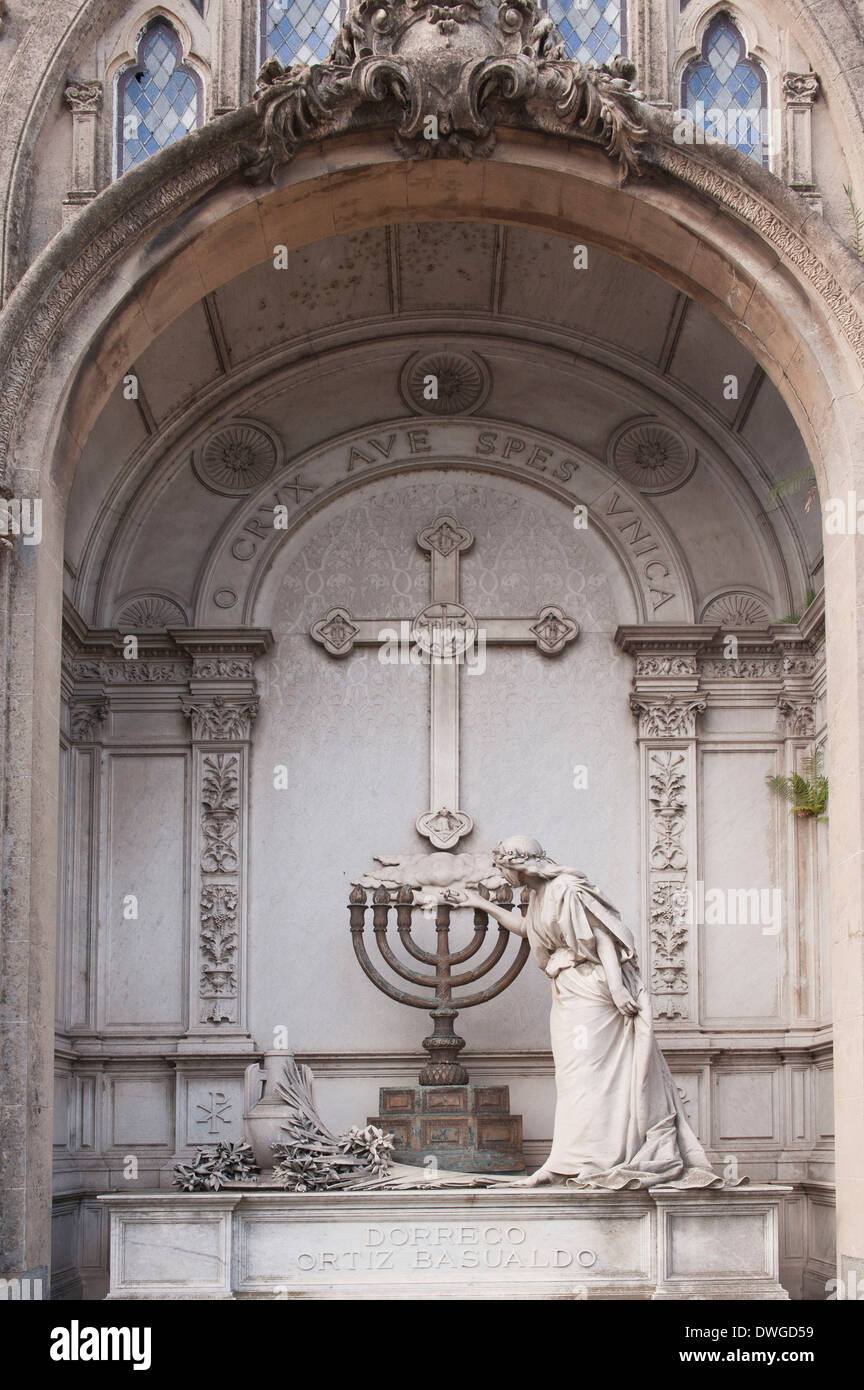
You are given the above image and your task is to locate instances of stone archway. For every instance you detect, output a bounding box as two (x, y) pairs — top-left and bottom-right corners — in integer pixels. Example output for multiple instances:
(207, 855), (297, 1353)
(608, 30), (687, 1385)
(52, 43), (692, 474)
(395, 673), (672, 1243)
(2, 26), (864, 1289)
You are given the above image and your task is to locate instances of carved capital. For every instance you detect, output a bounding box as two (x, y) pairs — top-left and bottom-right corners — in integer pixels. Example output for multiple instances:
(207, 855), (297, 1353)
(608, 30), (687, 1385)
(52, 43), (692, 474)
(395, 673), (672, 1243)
(182, 695), (259, 741)
(69, 700), (108, 743)
(783, 72), (820, 106)
(64, 78), (103, 115)
(630, 695), (707, 738)
(778, 697), (816, 737)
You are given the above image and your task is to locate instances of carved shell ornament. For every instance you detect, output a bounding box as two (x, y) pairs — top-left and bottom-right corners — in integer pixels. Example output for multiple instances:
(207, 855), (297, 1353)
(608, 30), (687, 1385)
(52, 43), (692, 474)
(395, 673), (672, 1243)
(115, 593), (188, 630)
(248, 0), (647, 179)
(701, 592), (771, 627)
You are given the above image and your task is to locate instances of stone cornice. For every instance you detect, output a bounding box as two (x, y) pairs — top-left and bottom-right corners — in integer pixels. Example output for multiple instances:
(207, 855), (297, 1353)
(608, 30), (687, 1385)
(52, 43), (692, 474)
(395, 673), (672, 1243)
(615, 624), (720, 654)
(616, 617), (825, 719)
(62, 607), (274, 688)
(171, 628), (273, 660)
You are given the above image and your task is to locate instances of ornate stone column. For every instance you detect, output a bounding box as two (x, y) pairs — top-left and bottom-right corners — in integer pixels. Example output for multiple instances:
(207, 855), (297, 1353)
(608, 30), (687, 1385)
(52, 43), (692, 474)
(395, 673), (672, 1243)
(782, 73), (821, 211)
(617, 626), (713, 1026)
(178, 631), (271, 1053)
(63, 79), (103, 224)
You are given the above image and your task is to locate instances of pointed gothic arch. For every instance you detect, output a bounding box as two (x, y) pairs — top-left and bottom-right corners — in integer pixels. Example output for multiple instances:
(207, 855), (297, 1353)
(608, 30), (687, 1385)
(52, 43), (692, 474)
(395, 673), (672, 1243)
(115, 15), (205, 175)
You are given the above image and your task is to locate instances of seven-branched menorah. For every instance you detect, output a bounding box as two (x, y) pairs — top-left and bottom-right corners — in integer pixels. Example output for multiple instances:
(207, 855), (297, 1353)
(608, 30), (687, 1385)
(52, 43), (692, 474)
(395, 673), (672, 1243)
(349, 882), (531, 1085)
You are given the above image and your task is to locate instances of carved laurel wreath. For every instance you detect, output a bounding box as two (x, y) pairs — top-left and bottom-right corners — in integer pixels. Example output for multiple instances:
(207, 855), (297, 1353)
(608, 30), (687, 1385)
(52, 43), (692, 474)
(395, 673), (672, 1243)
(247, 0), (647, 181)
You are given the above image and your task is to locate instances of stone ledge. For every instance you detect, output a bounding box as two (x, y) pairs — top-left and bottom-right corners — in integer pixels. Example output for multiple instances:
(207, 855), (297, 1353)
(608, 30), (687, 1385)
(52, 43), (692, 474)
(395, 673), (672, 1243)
(99, 1185), (792, 1301)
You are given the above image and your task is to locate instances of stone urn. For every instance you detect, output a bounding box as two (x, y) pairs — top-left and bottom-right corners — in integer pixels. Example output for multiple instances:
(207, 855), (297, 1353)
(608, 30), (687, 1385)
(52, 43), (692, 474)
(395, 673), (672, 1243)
(243, 1052), (291, 1170)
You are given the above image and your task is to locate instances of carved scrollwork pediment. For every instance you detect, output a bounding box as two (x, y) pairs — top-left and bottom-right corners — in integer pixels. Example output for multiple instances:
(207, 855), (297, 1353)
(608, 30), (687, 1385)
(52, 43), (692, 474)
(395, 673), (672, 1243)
(247, 0), (646, 180)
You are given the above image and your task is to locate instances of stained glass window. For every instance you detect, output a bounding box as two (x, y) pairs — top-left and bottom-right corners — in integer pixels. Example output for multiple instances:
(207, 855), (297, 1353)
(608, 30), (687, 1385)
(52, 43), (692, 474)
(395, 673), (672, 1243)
(545, 0), (625, 65)
(261, 0), (342, 68)
(117, 20), (202, 175)
(682, 15), (768, 163)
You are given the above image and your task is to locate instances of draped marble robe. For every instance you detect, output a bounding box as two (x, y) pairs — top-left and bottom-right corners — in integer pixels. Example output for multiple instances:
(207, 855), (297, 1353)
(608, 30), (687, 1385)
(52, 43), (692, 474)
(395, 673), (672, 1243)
(525, 869), (720, 1189)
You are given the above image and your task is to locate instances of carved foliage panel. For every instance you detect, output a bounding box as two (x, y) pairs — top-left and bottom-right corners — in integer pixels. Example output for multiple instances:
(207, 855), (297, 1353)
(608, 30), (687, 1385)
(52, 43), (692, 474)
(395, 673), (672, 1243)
(644, 742), (696, 1023)
(198, 751), (242, 1021)
(196, 743), (243, 1024)
(185, 694), (257, 1028)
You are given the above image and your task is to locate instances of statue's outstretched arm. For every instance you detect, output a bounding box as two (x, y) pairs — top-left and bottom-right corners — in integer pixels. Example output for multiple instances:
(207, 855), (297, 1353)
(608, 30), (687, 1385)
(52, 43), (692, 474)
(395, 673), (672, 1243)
(446, 889), (526, 937)
(482, 898), (528, 937)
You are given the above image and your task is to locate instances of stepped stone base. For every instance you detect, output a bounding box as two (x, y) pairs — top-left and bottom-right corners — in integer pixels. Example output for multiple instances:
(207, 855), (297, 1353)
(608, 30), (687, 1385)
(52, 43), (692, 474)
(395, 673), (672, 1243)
(369, 1084), (525, 1173)
(100, 1185), (792, 1300)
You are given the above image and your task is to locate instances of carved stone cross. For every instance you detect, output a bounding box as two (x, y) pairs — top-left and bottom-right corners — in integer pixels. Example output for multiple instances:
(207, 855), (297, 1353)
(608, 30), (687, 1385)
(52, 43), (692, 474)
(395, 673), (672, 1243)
(311, 515), (579, 849)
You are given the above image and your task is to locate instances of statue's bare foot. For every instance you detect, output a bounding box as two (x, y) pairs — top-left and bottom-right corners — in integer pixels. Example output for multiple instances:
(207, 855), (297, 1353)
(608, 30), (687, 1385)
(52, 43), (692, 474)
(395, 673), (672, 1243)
(511, 1166), (559, 1188)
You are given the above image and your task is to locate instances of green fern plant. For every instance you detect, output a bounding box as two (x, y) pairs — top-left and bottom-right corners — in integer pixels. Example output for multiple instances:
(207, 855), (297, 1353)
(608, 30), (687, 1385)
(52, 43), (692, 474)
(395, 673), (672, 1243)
(845, 184), (864, 262)
(767, 752), (828, 820)
(769, 466), (817, 512)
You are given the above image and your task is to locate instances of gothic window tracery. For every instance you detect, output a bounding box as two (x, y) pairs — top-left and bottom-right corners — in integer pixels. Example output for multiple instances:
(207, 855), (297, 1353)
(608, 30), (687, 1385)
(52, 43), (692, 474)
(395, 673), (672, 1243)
(544, 0), (625, 64)
(116, 18), (203, 175)
(261, 0), (342, 67)
(681, 13), (769, 164)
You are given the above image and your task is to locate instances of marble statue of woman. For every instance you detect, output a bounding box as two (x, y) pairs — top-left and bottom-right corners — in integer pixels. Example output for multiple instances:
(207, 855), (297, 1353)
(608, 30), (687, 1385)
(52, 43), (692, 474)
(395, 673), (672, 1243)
(452, 837), (720, 1190)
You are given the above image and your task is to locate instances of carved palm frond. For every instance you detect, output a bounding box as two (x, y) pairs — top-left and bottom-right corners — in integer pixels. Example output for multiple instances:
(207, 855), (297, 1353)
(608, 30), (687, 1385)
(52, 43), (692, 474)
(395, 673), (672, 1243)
(173, 1141), (259, 1191)
(270, 1059), (396, 1191)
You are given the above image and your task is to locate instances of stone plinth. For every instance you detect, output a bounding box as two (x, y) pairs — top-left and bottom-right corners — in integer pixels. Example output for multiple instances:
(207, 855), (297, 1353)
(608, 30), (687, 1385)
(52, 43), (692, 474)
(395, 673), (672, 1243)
(370, 1084), (524, 1173)
(100, 1185), (791, 1300)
